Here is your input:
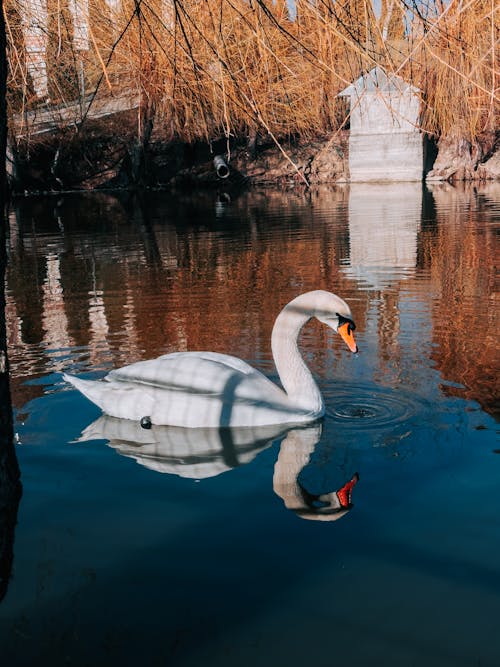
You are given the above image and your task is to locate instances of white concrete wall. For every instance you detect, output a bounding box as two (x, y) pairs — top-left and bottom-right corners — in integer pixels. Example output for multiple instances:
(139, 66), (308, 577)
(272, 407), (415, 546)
(22, 0), (48, 99)
(348, 131), (424, 182)
(340, 69), (425, 182)
(70, 0), (89, 51)
(349, 91), (421, 135)
(20, 0), (91, 101)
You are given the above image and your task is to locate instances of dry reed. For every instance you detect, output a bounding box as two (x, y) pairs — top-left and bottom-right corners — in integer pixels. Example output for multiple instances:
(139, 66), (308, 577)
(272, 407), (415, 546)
(4, 0), (499, 149)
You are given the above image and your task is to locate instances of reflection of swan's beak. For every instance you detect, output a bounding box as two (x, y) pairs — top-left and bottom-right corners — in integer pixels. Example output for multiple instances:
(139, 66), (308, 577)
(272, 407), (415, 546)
(273, 426), (360, 522)
(296, 472), (359, 521)
(336, 472), (359, 508)
(338, 322), (358, 353)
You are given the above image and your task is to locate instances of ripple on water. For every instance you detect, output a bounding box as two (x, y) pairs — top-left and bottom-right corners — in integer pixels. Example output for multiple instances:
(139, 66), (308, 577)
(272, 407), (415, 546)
(324, 383), (430, 432)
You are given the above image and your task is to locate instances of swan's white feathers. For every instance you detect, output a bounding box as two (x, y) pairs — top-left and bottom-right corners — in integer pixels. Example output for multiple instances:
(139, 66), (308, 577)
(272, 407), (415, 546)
(107, 351), (257, 392)
(64, 290), (356, 427)
(64, 352), (302, 427)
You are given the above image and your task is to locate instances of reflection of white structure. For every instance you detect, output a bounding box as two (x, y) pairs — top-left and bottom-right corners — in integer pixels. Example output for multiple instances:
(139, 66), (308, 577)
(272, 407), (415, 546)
(42, 254), (74, 364)
(88, 291), (111, 365)
(339, 67), (423, 182)
(5, 293), (27, 361)
(343, 183), (421, 288)
(119, 288), (142, 364)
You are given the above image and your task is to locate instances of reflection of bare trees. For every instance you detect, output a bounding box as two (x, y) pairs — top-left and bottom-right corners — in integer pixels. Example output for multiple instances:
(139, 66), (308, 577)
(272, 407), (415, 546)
(4, 184), (499, 421)
(423, 184), (500, 419)
(5, 188), (360, 406)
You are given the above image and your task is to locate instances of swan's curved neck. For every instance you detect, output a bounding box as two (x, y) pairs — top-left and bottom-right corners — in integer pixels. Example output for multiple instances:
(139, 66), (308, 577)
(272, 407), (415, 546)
(271, 296), (323, 415)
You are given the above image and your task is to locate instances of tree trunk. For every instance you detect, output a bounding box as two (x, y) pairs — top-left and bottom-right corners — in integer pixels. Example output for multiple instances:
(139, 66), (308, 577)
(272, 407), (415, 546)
(0, 0), (22, 605)
(426, 133), (498, 182)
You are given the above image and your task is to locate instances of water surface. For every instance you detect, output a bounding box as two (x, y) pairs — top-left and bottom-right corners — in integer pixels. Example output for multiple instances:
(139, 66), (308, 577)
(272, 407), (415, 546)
(1, 182), (499, 666)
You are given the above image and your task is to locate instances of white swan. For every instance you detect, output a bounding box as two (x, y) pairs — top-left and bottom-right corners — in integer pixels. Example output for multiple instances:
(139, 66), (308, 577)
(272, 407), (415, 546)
(63, 290), (358, 428)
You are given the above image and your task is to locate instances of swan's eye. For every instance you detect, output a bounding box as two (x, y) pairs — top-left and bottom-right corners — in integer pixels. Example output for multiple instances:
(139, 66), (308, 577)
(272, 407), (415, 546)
(336, 313), (356, 333)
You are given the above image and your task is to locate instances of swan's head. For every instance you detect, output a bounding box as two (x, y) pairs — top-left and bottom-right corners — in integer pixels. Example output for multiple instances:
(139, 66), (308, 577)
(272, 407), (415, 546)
(313, 291), (358, 353)
(295, 472), (359, 522)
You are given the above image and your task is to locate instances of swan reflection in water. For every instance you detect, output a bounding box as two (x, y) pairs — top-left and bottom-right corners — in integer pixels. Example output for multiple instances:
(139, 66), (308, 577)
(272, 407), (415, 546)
(77, 418), (358, 521)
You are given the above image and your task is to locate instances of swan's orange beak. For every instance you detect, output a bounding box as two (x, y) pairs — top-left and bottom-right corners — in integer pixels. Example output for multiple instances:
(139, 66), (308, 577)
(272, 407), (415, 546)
(338, 322), (358, 353)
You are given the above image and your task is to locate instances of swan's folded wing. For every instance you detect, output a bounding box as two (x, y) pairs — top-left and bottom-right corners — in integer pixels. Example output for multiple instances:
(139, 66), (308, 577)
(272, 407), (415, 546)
(106, 352), (266, 396)
(94, 351), (305, 426)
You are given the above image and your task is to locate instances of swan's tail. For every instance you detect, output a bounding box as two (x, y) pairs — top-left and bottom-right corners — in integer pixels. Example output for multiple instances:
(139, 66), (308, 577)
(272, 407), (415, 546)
(63, 373), (106, 408)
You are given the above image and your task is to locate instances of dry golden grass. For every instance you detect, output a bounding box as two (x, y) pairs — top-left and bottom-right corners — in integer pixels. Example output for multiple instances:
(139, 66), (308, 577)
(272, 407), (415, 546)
(4, 0), (499, 146)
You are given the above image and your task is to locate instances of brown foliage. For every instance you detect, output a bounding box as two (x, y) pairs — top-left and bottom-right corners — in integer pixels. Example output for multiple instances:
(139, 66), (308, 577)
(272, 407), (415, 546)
(3, 0), (499, 145)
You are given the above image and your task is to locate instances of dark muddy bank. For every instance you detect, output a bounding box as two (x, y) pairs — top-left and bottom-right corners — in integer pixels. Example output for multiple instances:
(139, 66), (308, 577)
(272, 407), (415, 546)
(7, 111), (499, 194)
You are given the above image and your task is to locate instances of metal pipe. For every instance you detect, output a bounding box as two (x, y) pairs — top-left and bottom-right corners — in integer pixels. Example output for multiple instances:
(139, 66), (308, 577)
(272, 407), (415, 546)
(213, 155), (230, 179)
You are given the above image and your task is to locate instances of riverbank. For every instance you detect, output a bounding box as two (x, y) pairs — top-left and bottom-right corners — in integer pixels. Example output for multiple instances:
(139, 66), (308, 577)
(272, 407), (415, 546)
(7, 112), (499, 194)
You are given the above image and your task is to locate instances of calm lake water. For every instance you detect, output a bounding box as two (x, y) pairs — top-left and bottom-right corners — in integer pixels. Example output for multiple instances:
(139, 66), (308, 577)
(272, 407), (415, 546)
(1, 182), (499, 666)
